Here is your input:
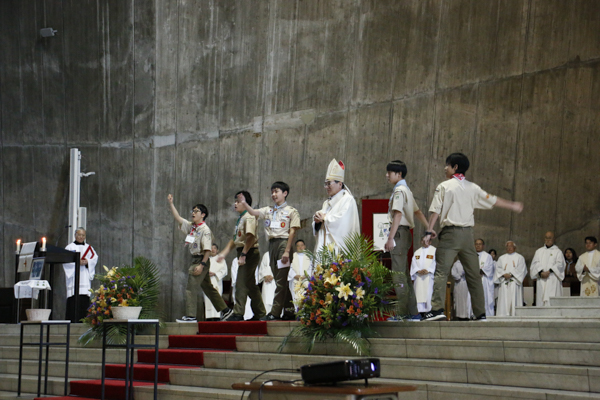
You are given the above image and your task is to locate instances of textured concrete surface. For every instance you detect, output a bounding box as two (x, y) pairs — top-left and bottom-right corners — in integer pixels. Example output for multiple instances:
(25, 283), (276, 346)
(1, 1), (599, 321)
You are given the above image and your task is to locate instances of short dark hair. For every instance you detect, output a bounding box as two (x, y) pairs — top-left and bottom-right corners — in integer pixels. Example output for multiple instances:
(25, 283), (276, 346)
(475, 238), (485, 245)
(489, 249), (497, 255)
(235, 190), (252, 206)
(295, 239), (305, 245)
(212, 243), (219, 250)
(193, 204), (209, 220)
(585, 236), (598, 244)
(387, 160), (407, 178)
(445, 152), (470, 174)
(271, 181), (290, 198)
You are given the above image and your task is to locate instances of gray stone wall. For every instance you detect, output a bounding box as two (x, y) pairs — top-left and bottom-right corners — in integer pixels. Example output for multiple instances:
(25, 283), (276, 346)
(1, 0), (599, 320)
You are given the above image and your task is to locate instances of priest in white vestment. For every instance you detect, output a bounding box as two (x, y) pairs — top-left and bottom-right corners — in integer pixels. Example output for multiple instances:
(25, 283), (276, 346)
(64, 228), (98, 322)
(288, 240), (313, 310)
(475, 239), (495, 317)
(205, 244), (228, 320)
(313, 159), (360, 255)
(230, 258), (253, 320)
(576, 236), (600, 297)
(530, 231), (565, 306)
(495, 241), (527, 317)
(257, 252), (277, 315)
(410, 236), (436, 313)
(451, 260), (473, 319)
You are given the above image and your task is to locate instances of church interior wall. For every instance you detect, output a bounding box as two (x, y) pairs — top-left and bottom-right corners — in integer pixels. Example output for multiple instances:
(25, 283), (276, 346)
(1, 0), (598, 320)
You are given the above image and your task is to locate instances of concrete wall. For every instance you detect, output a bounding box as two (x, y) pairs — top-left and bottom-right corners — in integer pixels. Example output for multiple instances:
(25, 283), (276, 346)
(1, 0), (599, 320)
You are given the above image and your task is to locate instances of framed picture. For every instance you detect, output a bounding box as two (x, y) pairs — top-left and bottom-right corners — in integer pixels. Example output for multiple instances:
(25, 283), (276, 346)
(29, 258), (45, 280)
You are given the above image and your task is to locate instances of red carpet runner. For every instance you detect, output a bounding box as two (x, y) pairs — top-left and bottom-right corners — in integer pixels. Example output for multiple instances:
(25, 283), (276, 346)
(35, 321), (267, 400)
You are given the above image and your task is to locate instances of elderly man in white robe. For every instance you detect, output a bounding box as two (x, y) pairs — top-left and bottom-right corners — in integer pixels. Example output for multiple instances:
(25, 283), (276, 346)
(475, 239), (495, 317)
(64, 228), (98, 322)
(288, 240), (313, 310)
(576, 236), (600, 297)
(205, 244), (228, 320)
(530, 231), (565, 307)
(410, 236), (436, 313)
(495, 241), (527, 317)
(313, 159), (360, 255)
(451, 259), (473, 320)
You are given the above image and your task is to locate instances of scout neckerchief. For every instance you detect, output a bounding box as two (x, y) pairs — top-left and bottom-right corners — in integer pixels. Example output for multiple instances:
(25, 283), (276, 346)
(452, 173), (465, 188)
(233, 211), (247, 240)
(273, 202), (287, 220)
(186, 221), (204, 247)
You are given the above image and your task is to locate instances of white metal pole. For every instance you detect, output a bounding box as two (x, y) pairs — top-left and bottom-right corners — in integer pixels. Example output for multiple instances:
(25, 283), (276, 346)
(68, 149), (81, 243)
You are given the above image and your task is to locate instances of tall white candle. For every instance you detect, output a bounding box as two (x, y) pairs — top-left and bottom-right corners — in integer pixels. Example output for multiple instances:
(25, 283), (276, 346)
(16, 239), (21, 253)
(41, 237), (47, 252)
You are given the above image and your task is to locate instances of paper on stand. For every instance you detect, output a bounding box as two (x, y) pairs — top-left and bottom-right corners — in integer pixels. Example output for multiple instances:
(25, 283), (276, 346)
(17, 242), (38, 273)
(14, 280), (51, 299)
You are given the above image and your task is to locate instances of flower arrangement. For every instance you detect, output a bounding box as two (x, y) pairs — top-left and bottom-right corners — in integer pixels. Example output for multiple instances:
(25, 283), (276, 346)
(78, 256), (162, 345)
(280, 234), (395, 355)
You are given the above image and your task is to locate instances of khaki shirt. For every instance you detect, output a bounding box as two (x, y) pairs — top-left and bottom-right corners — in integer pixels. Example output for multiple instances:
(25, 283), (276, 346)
(388, 184), (420, 229)
(429, 178), (497, 228)
(180, 219), (212, 255)
(233, 212), (259, 249)
(258, 203), (301, 240)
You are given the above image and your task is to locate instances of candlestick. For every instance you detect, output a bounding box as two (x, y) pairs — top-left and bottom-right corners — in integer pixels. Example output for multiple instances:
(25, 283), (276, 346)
(16, 239), (21, 253)
(41, 237), (47, 252)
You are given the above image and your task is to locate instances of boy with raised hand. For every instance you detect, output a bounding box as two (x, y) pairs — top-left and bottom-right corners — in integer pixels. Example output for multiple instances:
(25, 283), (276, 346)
(385, 160), (429, 321)
(422, 153), (523, 321)
(237, 182), (301, 321)
(217, 191), (266, 321)
(168, 194), (233, 322)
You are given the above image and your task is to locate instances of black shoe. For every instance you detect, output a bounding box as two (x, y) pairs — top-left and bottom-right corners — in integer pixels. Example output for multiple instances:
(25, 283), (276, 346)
(422, 309), (446, 321)
(281, 313), (296, 321)
(259, 313), (280, 321)
(474, 314), (487, 321)
(224, 313), (244, 322)
(219, 307), (234, 321)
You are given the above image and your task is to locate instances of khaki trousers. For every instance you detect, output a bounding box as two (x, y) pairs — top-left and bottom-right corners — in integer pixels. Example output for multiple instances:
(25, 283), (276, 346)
(233, 247), (266, 318)
(269, 238), (293, 317)
(391, 226), (418, 316)
(186, 256), (227, 318)
(431, 227), (486, 317)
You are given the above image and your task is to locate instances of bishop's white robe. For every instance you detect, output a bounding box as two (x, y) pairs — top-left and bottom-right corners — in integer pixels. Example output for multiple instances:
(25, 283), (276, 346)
(410, 246), (436, 313)
(288, 252), (313, 310)
(257, 252), (277, 316)
(230, 259), (253, 320)
(204, 256), (228, 319)
(495, 252), (527, 317)
(530, 245), (565, 306)
(576, 250), (600, 297)
(451, 260), (473, 319)
(312, 189), (360, 255)
(478, 251), (496, 316)
(63, 242), (98, 298)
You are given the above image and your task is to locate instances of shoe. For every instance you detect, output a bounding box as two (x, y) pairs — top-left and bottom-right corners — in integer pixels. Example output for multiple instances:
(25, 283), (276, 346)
(224, 313), (244, 322)
(474, 314), (487, 321)
(386, 315), (404, 322)
(410, 314), (422, 321)
(220, 307), (234, 321)
(176, 316), (197, 323)
(422, 309), (446, 321)
(259, 313), (280, 321)
(281, 313), (296, 321)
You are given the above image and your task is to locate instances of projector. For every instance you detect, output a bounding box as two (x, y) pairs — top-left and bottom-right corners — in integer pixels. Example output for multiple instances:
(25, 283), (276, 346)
(300, 358), (380, 385)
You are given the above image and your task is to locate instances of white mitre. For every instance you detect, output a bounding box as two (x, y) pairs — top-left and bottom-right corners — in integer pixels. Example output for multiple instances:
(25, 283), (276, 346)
(326, 159), (345, 182)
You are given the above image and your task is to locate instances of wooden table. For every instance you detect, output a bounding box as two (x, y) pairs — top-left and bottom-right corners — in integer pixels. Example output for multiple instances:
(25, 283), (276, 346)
(232, 381), (417, 400)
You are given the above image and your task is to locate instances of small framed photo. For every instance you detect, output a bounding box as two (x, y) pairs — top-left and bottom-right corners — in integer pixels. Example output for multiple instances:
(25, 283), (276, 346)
(29, 258), (45, 280)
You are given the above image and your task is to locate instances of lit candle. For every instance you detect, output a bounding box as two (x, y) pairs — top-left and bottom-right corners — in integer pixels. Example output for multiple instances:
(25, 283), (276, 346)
(16, 239), (21, 253)
(41, 237), (47, 252)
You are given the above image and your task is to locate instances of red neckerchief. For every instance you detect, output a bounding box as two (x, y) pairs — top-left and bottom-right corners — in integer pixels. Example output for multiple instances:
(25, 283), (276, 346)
(191, 221), (205, 234)
(452, 173), (465, 181)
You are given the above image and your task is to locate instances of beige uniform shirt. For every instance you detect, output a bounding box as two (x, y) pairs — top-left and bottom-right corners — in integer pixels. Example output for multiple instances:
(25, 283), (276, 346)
(180, 219), (212, 255)
(429, 178), (497, 228)
(233, 212), (259, 249)
(388, 184), (420, 228)
(258, 203), (301, 240)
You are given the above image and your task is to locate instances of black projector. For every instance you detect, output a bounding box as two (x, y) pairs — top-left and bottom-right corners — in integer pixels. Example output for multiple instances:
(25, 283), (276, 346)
(301, 358), (380, 385)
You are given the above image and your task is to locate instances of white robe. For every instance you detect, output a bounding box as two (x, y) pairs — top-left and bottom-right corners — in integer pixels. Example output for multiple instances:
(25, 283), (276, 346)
(530, 245), (565, 306)
(478, 251), (495, 316)
(257, 252), (277, 315)
(495, 252), (527, 316)
(575, 250), (600, 297)
(204, 256), (228, 319)
(288, 252), (313, 309)
(230, 259), (253, 320)
(451, 260), (473, 319)
(63, 242), (98, 298)
(312, 189), (360, 255)
(410, 246), (436, 312)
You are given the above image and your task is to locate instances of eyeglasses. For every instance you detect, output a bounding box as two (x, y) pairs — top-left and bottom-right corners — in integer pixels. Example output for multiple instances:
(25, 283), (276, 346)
(323, 181), (340, 187)
(191, 209), (201, 214)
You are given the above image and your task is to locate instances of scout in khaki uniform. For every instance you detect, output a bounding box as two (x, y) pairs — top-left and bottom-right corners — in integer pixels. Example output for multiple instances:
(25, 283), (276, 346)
(384, 160), (429, 321)
(423, 153), (523, 321)
(238, 182), (301, 321)
(217, 191), (266, 321)
(168, 194), (233, 323)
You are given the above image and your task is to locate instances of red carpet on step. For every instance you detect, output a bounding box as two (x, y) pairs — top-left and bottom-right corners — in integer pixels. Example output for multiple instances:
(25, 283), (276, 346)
(70, 379), (161, 400)
(104, 363), (195, 382)
(168, 334), (238, 349)
(197, 320), (268, 335)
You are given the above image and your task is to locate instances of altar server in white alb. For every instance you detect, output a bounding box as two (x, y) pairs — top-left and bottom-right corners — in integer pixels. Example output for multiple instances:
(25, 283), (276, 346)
(313, 159), (360, 254)
(475, 239), (495, 317)
(451, 259), (473, 320)
(530, 231), (565, 307)
(288, 239), (313, 309)
(410, 236), (436, 313)
(257, 252), (276, 315)
(495, 241), (527, 317)
(576, 236), (600, 297)
(64, 228), (98, 322)
(205, 244), (228, 320)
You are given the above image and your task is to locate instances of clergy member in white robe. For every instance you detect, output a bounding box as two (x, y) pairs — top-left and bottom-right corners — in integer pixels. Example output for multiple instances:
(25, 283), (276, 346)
(475, 239), (495, 317)
(451, 260), (473, 319)
(313, 159), (360, 255)
(494, 241), (527, 317)
(410, 237), (436, 313)
(230, 258), (253, 320)
(64, 228), (98, 322)
(257, 252), (277, 315)
(204, 245), (228, 320)
(575, 236), (600, 297)
(530, 231), (565, 306)
(288, 240), (313, 310)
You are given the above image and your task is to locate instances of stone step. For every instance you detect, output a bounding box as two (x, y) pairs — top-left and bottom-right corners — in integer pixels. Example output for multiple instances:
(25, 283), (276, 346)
(515, 306), (600, 318)
(0, 360), (101, 380)
(0, 373), (69, 397)
(0, 322), (198, 337)
(0, 345), (133, 364)
(135, 384), (243, 400)
(0, 334), (168, 348)
(201, 351), (600, 393)
(551, 297), (600, 307)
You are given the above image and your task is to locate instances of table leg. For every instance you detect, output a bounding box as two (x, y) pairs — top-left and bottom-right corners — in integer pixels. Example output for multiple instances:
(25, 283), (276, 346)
(124, 324), (131, 400)
(44, 324), (50, 394)
(101, 323), (107, 400)
(154, 323), (159, 400)
(129, 326), (136, 400)
(18, 323), (24, 395)
(37, 324), (43, 397)
(65, 323), (70, 395)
